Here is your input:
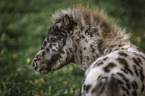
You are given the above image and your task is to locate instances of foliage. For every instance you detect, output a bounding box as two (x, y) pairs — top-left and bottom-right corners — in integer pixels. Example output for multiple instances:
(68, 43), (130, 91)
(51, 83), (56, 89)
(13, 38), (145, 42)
(0, 0), (145, 96)
(94, 0), (145, 48)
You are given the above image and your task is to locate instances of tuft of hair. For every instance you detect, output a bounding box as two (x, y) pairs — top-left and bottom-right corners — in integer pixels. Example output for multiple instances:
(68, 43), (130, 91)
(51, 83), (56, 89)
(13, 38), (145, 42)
(93, 75), (120, 96)
(105, 76), (120, 96)
(52, 5), (131, 47)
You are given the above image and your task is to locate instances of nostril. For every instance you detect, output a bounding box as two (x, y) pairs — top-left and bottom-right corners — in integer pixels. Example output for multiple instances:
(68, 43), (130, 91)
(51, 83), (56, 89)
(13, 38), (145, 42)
(32, 62), (36, 68)
(32, 62), (38, 70)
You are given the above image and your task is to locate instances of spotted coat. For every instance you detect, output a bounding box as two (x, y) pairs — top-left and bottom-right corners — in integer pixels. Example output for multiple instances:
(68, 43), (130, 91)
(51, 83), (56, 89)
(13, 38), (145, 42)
(82, 47), (145, 96)
(32, 6), (145, 96)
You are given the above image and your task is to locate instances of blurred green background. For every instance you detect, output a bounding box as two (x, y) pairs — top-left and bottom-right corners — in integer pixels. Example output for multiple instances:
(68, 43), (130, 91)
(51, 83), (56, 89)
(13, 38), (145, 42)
(0, 0), (145, 96)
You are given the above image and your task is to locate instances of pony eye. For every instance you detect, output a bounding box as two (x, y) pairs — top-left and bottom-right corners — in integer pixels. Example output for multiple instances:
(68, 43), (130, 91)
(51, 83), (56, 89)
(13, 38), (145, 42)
(51, 38), (57, 42)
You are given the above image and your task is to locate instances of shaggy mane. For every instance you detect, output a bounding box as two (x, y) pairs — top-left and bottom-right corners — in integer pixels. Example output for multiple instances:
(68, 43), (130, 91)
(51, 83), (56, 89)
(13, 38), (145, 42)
(52, 5), (131, 46)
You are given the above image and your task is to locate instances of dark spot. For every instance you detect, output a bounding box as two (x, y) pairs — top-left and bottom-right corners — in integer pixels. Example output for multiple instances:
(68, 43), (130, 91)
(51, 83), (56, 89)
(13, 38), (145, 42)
(85, 29), (88, 34)
(126, 83), (131, 89)
(66, 51), (70, 61)
(132, 82), (136, 89)
(66, 49), (70, 56)
(85, 39), (88, 43)
(134, 53), (145, 61)
(117, 58), (128, 67)
(121, 68), (128, 74)
(78, 31), (80, 36)
(46, 48), (49, 52)
(90, 34), (93, 37)
(118, 44), (123, 47)
(47, 37), (49, 41)
(69, 48), (72, 52)
(133, 58), (140, 66)
(137, 47), (145, 53)
(41, 47), (44, 50)
(82, 35), (85, 38)
(141, 85), (144, 93)
(137, 57), (142, 64)
(72, 36), (74, 39)
(133, 81), (138, 89)
(114, 49), (118, 51)
(81, 27), (83, 30)
(109, 45), (117, 49)
(80, 56), (82, 63)
(75, 46), (77, 52)
(83, 47), (86, 50)
(97, 62), (103, 66)
(92, 56), (95, 60)
(82, 85), (86, 94)
(103, 62), (116, 72)
(121, 48), (125, 50)
(52, 44), (56, 46)
(91, 86), (98, 94)
(80, 50), (83, 63)
(122, 94), (126, 96)
(90, 45), (95, 53)
(121, 86), (129, 95)
(60, 50), (65, 54)
(98, 39), (104, 53)
(96, 54), (99, 58)
(49, 44), (52, 48)
(132, 90), (137, 96)
(63, 39), (66, 46)
(139, 54), (145, 60)
(103, 57), (109, 61)
(117, 58), (133, 75)
(117, 58), (133, 76)
(133, 65), (139, 77)
(94, 29), (99, 35)
(42, 51), (45, 56)
(76, 39), (79, 44)
(85, 84), (91, 93)
(97, 75), (102, 80)
(117, 72), (129, 82)
(118, 52), (128, 57)
(125, 68), (134, 76)
(131, 81), (138, 90)
(87, 56), (89, 61)
(47, 53), (61, 71)
(43, 41), (47, 46)
(80, 50), (82, 54)
(139, 68), (144, 82)
(52, 49), (56, 52)
(117, 79), (124, 85)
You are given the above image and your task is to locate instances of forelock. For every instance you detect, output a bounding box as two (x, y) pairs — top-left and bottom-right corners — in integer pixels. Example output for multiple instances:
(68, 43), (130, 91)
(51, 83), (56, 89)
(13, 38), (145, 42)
(52, 9), (72, 22)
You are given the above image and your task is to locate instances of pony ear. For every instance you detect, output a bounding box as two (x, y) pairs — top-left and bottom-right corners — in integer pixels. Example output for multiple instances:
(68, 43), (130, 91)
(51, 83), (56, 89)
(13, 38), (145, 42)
(61, 14), (74, 30)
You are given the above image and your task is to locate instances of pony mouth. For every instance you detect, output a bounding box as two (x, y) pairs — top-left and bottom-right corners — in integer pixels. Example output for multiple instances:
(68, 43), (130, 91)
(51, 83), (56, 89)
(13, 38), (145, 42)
(39, 70), (49, 74)
(37, 64), (49, 74)
(37, 63), (55, 74)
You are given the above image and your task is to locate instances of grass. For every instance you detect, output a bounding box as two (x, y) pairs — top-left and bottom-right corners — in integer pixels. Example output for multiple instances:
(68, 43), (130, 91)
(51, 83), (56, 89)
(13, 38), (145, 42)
(0, 0), (145, 96)
(0, 0), (92, 96)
